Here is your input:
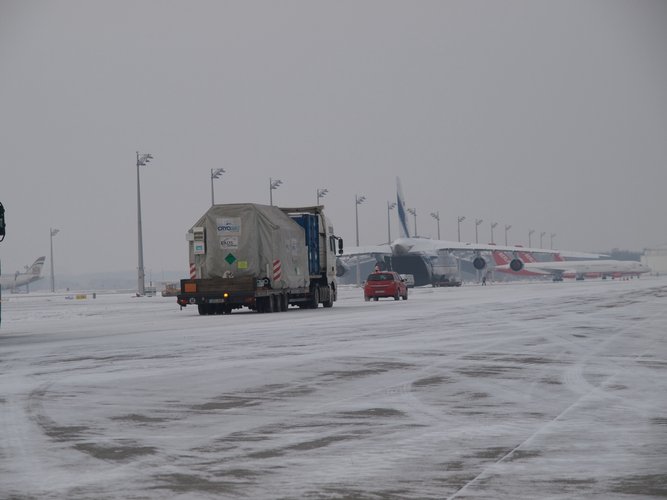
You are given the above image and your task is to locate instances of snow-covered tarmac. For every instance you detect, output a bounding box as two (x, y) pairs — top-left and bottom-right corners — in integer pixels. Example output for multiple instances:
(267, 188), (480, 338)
(1, 278), (666, 499)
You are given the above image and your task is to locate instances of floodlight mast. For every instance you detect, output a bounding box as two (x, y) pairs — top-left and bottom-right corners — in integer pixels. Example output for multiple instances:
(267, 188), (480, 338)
(457, 216), (466, 242)
(430, 211), (440, 239)
(387, 201), (396, 243)
(136, 151), (154, 296)
(355, 194), (366, 285)
(316, 188), (328, 206)
(407, 208), (417, 237)
(50, 228), (60, 292)
(270, 178), (283, 206)
(475, 218), (483, 244)
(210, 168), (225, 205)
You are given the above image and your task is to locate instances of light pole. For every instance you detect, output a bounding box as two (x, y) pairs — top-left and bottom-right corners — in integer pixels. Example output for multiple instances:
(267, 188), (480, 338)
(49, 228), (59, 293)
(269, 178), (283, 206)
(430, 211), (440, 239)
(316, 188), (328, 206)
(136, 151), (154, 296)
(387, 201), (396, 243)
(210, 168), (225, 205)
(550, 233), (556, 249)
(528, 229), (535, 248)
(407, 208), (417, 237)
(504, 224), (512, 246)
(475, 218), (483, 243)
(540, 231), (546, 248)
(355, 194), (366, 285)
(457, 216), (466, 242)
(490, 222), (498, 244)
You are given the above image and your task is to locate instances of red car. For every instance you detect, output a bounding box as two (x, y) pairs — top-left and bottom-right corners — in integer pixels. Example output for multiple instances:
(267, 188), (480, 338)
(363, 272), (408, 301)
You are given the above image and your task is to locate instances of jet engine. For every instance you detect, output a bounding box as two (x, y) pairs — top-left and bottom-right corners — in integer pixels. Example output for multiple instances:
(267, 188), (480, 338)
(472, 256), (487, 270)
(509, 258), (524, 272)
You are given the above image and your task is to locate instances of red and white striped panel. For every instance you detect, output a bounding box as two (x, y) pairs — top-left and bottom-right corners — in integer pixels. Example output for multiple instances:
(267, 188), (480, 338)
(272, 259), (282, 281)
(189, 263), (196, 279)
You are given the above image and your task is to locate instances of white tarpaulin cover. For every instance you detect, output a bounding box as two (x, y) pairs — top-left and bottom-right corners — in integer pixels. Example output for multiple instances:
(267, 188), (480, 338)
(189, 203), (309, 289)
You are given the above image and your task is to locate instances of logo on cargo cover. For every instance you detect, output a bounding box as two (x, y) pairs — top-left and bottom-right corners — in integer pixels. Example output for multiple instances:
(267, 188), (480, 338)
(216, 217), (241, 235)
(220, 237), (239, 250)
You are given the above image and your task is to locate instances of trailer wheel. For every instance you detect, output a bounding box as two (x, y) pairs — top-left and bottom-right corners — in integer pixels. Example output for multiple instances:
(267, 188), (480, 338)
(197, 304), (210, 315)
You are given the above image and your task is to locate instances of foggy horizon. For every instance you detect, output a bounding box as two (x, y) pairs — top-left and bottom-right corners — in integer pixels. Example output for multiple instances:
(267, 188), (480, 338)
(1, 1), (666, 275)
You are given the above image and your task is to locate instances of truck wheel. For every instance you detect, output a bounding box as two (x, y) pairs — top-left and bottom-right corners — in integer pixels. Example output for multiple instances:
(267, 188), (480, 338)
(323, 287), (334, 308)
(364, 296), (370, 302)
(198, 304), (210, 315)
(310, 286), (319, 309)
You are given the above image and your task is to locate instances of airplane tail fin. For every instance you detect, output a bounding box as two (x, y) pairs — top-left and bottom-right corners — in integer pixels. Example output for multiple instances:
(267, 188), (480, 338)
(28, 257), (46, 276)
(396, 177), (410, 238)
(553, 253), (564, 262)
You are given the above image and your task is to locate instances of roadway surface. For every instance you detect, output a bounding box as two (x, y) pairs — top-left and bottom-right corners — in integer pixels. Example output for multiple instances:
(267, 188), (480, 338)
(1, 278), (666, 499)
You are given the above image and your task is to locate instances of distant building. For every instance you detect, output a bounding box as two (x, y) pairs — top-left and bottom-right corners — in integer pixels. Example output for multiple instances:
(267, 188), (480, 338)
(642, 247), (667, 275)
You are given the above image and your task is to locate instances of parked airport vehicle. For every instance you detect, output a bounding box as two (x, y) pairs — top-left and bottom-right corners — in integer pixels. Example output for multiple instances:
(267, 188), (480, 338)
(400, 273), (415, 288)
(177, 204), (343, 314)
(364, 271), (408, 301)
(161, 282), (180, 297)
(431, 275), (462, 287)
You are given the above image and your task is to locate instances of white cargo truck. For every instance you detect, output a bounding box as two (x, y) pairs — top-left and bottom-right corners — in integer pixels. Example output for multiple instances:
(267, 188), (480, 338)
(177, 203), (343, 314)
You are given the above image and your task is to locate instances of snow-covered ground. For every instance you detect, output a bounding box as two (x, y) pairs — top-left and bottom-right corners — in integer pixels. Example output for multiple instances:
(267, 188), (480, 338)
(1, 278), (666, 499)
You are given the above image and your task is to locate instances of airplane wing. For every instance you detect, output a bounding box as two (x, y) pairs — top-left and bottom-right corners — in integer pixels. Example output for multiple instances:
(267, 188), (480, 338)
(497, 259), (649, 279)
(391, 237), (606, 259)
(341, 244), (392, 257)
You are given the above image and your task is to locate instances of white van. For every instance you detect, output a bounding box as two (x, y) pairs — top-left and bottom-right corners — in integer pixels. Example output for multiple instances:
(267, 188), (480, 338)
(400, 274), (415, 288)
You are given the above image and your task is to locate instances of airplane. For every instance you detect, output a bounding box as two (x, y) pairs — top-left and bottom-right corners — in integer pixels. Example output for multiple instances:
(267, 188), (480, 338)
(341, 178), (605, 286)
(490, 250), (551, 278)
(0, 257), (46, 291)
(493, 254), (650, 281)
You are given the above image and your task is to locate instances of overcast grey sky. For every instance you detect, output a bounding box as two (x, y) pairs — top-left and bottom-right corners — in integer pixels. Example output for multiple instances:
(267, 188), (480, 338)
(1, 1), (666, 275)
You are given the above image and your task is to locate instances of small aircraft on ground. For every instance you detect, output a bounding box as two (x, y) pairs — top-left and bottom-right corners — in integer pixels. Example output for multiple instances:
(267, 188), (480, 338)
(0, 257), (46, 291)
